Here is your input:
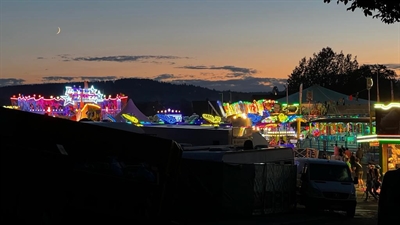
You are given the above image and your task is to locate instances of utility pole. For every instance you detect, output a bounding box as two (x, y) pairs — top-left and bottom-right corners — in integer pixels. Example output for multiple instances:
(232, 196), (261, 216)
(376, 69), (380, 102)
(391, 81), (394, 101)
(366, 77), (373, 134)
(286, 84), (289, 105)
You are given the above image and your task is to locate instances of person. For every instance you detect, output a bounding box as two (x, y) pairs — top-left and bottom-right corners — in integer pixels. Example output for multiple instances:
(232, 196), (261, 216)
(269, 138), (276, 146)
(344, 157), (352, 173)
(339, 145), (345, 161)
(356, 147), (363, 161)
(354, 158), (364, 188)
(345, 148), (351, 159)
(377, 168), (400, 225)
(277, 137), (285, 146)
(334, 144), (339, 157)
(365, 165), (378, 201)
(350, 152), (356, 170)
(373, 164), (381, 195)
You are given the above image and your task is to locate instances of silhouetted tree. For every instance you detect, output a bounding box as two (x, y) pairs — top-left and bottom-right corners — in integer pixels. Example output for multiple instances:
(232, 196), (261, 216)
(287, 48), (399, 101)
(324, 0), (400, 24)
(287, 47), (358, 92)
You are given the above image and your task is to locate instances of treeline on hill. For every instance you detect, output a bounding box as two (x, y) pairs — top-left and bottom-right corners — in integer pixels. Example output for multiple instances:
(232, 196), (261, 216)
(0, 78), (258, 115)
(287, 47), (400, 101)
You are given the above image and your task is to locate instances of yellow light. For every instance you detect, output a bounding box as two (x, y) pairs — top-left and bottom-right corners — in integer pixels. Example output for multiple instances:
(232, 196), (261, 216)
(122, 114), (139, 124)
(202, 113), (221, 124)
(374, 102), (400, 110)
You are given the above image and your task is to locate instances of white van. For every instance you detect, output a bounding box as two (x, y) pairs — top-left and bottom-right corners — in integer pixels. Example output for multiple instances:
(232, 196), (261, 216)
(295, 158), (358, 217)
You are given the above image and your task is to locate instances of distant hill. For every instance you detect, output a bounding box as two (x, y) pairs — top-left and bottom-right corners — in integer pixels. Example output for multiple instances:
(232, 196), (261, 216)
(0, 78), (271, 106)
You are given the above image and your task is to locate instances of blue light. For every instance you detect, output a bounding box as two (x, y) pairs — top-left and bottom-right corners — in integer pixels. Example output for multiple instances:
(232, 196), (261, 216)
(157, 114), (177, 124)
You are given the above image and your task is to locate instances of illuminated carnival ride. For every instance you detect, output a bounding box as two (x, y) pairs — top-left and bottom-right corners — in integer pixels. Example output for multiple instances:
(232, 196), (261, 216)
(9, 82), (128, 122)
(217, 99), (305, 144)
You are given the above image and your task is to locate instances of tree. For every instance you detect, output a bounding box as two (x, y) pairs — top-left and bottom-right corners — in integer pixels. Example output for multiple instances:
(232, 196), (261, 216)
(324, 0), (400, 24)
(287, 49), (399, 100)
(287, 47), (358, 92)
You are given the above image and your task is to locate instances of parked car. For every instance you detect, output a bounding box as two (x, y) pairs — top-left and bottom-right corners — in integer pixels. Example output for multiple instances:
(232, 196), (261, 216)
(295, 158), (358, 217)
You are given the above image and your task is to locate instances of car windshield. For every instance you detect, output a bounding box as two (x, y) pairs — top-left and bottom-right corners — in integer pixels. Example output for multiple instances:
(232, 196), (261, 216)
(309, 163), (352, 182)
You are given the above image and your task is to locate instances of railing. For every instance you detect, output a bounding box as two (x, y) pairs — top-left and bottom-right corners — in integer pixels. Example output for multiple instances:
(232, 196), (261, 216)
(298, 136), (359, 152)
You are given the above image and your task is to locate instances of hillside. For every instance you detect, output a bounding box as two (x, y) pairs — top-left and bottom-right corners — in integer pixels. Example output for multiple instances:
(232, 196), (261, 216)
(0, 78), (260, 106)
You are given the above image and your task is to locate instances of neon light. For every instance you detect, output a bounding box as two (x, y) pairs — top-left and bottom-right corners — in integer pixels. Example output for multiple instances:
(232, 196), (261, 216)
(374, 103), (400, 110)
(185, 114), (199, 124)
(202, 114), (221, 124)
(357, 134), (400, 139)
(247, 113), (263, 124)
(105, 114), (116, 122)
(3, 105), (19, 109)
(10, 84), (128, 118)
(356, 134), (400, 143)
(157, 114), (177, 124)
(222, 99), (278, 117)
(357, 139), (400, 143)
(10, 96), (67, 115)
(122, 114), (139, 123)
(61, 85), (105, 106)
(281, 104), (299, 114)
(78, 103), (101, 121)
(216, 101), (226, 118)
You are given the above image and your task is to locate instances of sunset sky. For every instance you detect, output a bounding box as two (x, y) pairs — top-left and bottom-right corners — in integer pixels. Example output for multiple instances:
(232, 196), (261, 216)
(1, 0), (399, 92)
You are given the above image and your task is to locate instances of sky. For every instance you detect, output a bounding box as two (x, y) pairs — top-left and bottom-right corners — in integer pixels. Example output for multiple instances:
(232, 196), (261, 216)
(0, 0), (399, 92)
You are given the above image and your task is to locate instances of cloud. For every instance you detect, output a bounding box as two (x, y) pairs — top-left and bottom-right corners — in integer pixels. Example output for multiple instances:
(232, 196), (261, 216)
(383, 63), (400, 70)
(37, 57), (45, 59)
(0, 78), (25, 87)
(57, 54), (71, 61)
(178, 65), (258, 78)
(80, 76), (117, 81)
(42, 76), (75, 81)
(154, 74), (176, 81)
(155, 75), (286, 92)
(60, 55), (189, 63)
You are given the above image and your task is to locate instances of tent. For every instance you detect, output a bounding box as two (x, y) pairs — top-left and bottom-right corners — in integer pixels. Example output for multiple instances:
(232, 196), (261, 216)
(115, 99), (150, 122)
(277, 85), (370, 104)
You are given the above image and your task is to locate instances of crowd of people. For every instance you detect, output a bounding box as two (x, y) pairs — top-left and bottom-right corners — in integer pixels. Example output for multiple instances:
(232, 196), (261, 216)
(330, 144), (381, 201)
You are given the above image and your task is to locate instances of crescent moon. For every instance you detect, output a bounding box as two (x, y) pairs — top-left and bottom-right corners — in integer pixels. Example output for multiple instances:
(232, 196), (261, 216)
(57, 27), (61, 34)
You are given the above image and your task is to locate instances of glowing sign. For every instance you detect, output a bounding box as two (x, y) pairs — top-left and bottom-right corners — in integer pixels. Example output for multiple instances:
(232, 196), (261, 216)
(62, 85), (104, 106)
(374, 103), (400, 110)
(202, 114), (221, 124)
